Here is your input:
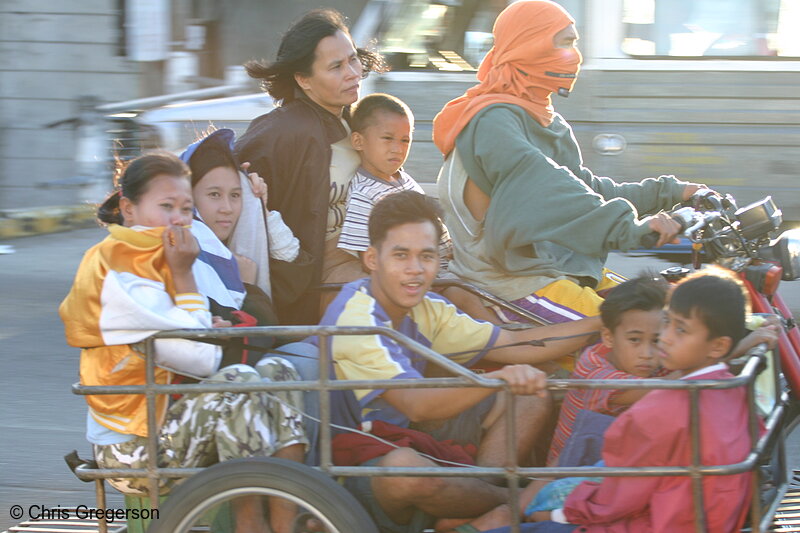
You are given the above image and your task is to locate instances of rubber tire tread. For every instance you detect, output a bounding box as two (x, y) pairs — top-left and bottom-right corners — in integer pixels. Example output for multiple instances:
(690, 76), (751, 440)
(146, 456), (378, 533)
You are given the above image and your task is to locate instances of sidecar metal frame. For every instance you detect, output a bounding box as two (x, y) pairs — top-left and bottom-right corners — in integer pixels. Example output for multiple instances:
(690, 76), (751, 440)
(64, 321), (789, 533)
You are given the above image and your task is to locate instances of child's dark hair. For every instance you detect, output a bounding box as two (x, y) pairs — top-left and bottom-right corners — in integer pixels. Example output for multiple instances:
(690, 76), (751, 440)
(368, 191), (443, 247)
(97, 151), (190, 225)
(244, 9), (386, 104)
(670, 266), (748, 348)
(351, 93), (414, 133)
(600, 274), (668, 331)
(186, 130), (238, 187)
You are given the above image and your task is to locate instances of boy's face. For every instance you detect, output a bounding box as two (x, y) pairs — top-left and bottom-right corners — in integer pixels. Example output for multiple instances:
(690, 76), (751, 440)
(351, 110), (412, 180)
(658, 307), (731, 376)
(602, 309), (662, 378)
(364, 221), (439, 325)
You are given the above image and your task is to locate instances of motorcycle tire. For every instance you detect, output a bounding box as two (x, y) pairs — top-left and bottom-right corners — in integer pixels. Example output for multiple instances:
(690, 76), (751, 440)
(146, 456), (378, 533)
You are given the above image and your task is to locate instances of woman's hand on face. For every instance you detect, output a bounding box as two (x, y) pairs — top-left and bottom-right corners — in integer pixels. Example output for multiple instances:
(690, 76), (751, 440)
(241, 162), (270, 213)
(162, 224), (200, 277)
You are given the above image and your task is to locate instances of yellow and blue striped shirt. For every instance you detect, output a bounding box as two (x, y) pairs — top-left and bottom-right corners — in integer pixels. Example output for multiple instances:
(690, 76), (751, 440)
(315, 278), (500, 427)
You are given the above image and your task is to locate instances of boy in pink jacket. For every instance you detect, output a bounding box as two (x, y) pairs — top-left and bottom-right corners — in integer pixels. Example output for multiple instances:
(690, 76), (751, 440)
(529, 267), (758, 532)
(454, 268), (760, 533)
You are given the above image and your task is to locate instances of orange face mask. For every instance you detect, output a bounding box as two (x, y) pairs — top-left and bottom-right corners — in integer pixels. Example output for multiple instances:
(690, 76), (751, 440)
(433, 0), (580, 156)
(539, 46), (583, 97)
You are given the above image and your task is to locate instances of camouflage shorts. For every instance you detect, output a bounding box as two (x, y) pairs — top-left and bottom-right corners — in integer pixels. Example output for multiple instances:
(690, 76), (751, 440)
(94, 358), (307, 494)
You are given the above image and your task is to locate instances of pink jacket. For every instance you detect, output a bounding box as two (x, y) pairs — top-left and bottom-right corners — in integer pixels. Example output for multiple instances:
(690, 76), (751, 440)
(564, 366), (756, 532)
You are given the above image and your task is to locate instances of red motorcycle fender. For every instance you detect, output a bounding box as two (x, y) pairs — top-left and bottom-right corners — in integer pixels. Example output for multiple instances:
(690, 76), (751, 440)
(751, 290), (800, 394)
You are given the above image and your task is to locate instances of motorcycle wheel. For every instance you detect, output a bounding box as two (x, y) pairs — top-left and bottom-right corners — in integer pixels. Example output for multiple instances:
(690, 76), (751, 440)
(146, 457), (378, 533)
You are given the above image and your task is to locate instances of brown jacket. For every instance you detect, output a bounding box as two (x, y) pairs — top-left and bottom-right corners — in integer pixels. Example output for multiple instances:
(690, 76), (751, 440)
(235, 94), (350, 325)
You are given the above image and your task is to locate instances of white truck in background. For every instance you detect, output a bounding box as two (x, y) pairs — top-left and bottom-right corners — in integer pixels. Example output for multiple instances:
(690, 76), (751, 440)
(71, 0), (800, 222)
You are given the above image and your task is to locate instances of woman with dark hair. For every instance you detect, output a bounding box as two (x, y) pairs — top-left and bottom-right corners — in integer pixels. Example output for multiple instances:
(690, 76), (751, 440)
(235, 8), (385, 325)
(181, 128), (301, 367)
(61, 151), (308, 533)
(183, 129), (298, 310)
(186, 128), (326, 466)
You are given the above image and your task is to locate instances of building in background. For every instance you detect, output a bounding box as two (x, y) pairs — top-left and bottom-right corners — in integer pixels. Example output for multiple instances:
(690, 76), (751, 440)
(0, 0), (367, 211)
(1, 1), (143, 209)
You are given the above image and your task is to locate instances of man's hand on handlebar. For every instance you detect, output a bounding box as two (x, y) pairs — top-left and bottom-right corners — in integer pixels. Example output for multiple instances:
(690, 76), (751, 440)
(681, 182), (715, 202)
(644, 212), (682, 248)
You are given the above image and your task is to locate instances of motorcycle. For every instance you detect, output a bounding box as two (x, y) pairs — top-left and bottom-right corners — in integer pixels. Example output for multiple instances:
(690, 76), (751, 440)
(650, 191), (800, 531)
(656, 191), (799, 393)
(56, 192), (800, 533)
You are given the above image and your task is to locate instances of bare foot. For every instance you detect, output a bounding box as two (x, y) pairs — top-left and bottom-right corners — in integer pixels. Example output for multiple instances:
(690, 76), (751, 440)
(435, 504), (513, 532)
(290, 512), (327, 532)
(435, 517), (471, 531)
(233, 495), (270, 533)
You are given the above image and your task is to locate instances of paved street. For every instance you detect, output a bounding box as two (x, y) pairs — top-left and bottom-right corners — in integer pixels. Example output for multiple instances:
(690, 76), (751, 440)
(0, 227), (124, 531)
(0, 227), (798, 531)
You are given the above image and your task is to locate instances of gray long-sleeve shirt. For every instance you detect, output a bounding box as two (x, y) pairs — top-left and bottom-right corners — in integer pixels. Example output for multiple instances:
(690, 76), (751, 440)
(438, 104), (687, 300)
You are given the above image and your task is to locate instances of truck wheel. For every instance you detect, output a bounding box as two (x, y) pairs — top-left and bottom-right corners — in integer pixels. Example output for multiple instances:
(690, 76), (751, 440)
(146, 457), (378, 533)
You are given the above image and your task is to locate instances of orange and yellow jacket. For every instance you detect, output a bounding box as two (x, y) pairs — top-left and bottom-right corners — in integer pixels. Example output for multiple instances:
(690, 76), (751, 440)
(59, 224), (221, 437)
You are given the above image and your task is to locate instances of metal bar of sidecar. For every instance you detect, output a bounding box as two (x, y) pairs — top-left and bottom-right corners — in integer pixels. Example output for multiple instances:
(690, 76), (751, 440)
(144, 336), (160, 511)
(71, 326), (781, 533)
(689, 387), (707, 532)
(317, 279), (551, 326)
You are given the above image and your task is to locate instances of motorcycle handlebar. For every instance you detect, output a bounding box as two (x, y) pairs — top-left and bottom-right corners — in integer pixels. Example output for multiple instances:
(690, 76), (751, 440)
(639, 207), (698, 248)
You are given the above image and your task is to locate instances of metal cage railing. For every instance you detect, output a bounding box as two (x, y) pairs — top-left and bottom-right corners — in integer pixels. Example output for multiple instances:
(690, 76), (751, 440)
(71, 325), (788, 533)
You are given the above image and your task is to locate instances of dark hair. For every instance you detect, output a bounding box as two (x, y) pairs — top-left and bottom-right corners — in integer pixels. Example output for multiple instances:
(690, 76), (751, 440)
(600, 274), (668, 331)
(97, 151), (190, 225)
(669, 266), (748, 349)
(368, 191), (444, 247)
(244, 9), (386, 104)
(188, 132), (238, 187)
(351, 93), (414, 133)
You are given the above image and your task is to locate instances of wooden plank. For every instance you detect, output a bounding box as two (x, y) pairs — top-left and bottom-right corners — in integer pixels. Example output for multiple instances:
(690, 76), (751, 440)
(0, 99), (74, 129)
(588, 74), (800, 99)
(0, 12), (118, 44)
(595, 97), (800, 114)
(0, 163), (98, 210)
(0, 42), (135, 73)
(0, 71), (140, 100)
(592, 82), (798, 99)
(584, 107), (800, 125)
(0, 128), (82, 160)
(570, 123), (800, 147)
(372, 79), (470, 119)
(1, 0), (116, 14)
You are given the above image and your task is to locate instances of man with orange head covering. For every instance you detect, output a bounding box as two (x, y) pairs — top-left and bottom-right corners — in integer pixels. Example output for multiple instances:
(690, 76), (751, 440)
(433, 0), (710, 337)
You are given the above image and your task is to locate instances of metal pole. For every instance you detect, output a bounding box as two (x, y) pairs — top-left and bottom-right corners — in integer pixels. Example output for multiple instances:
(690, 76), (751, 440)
(144, 337), (160, 510)
(689, 387), (707, 532)
(318, 334), (332, 472)
(95, 479), (108, 533)
(504, 389), (520, 533)
(747, 367), (763, 533)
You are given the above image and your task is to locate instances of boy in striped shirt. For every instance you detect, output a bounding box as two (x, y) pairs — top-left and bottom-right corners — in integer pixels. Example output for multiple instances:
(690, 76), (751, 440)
(339, 93), (495, 321)
(338, 93), (453, 268)
(547, 276), (671, 466)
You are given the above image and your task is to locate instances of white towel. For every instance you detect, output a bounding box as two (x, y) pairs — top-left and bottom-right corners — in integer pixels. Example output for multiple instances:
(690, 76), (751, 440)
(228, 171), (273, 298)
